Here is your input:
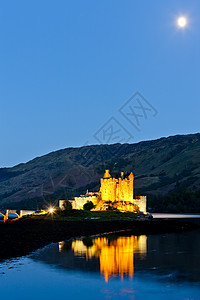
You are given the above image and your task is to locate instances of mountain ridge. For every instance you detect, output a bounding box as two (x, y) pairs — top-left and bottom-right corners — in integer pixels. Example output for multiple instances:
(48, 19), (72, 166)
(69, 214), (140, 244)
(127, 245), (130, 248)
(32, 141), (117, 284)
(1, 132), (200, 212)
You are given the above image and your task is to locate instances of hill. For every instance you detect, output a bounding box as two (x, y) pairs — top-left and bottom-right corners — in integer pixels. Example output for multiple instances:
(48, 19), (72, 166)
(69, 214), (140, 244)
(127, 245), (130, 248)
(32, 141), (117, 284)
(0, 133), (200, 212)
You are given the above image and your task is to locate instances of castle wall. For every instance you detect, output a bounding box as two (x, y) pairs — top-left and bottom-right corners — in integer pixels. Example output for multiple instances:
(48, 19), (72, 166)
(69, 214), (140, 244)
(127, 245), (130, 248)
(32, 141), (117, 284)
(59, 197), (98, 210)
(71, 196), (99, 210)
(134, 196), (146, 214)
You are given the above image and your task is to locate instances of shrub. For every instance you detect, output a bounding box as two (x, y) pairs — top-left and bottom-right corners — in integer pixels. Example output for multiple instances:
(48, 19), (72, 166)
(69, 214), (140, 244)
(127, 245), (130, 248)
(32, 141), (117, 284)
(54, 207), (62, 215)
(83, 201), (95, 211)
(63, 200), (72, 211)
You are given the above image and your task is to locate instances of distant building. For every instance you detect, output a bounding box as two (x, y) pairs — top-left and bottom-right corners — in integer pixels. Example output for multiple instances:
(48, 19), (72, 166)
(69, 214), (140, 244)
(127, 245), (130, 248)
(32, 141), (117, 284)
(59, 170), (146, 214)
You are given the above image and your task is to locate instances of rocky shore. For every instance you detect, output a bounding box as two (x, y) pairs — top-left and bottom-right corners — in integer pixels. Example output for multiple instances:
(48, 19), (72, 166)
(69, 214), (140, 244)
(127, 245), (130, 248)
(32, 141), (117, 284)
(0, 217), (199, 261)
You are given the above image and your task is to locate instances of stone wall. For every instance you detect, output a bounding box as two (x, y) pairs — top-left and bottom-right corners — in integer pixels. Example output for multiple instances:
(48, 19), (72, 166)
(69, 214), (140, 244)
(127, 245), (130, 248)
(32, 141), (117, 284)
(59, 197), (99, 210)
(134, 196), (147, 214)
(71, 196), (99, 209)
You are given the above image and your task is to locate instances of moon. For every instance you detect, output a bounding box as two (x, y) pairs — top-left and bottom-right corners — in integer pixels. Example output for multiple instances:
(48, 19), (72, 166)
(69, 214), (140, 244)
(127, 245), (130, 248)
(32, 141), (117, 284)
(177, 16), (188, 28)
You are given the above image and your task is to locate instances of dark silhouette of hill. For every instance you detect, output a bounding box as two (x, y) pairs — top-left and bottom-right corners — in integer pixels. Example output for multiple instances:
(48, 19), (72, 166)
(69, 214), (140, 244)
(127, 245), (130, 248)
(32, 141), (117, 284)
(0, 133), (200, 212)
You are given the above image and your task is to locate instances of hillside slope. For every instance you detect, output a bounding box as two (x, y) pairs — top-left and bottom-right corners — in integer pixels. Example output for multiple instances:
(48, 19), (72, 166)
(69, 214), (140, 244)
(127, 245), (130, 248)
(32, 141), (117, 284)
(0, 133), (200, 212)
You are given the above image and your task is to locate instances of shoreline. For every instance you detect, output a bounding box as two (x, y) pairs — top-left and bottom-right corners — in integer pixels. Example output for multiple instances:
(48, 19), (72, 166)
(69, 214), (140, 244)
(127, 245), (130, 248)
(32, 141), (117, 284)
(0, 217), (199, 261)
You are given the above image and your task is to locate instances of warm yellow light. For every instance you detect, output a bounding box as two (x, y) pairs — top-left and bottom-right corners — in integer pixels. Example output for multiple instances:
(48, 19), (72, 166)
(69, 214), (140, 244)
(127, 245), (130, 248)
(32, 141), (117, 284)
(177, 16), (188, 28)
(66, 235), (147, 282)
(49, 207), (54, 213)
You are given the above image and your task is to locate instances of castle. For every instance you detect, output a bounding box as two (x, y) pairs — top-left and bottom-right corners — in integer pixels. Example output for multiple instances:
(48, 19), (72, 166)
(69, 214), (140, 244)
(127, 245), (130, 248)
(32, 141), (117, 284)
(59, 170), (146, 214)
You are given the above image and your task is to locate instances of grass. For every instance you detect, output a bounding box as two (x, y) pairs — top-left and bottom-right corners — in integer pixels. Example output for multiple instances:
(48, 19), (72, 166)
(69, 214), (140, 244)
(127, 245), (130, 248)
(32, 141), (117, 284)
(30, 209), (146, 221)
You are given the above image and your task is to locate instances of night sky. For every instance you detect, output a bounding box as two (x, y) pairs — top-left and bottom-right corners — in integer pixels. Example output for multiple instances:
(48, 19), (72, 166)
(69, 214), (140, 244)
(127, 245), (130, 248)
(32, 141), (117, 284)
(1, 0), (199, 166)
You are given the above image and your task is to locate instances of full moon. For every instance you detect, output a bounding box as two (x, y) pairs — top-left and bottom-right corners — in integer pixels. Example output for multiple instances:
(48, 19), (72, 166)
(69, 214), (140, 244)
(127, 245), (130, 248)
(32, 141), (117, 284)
(177, 16), (188, 28)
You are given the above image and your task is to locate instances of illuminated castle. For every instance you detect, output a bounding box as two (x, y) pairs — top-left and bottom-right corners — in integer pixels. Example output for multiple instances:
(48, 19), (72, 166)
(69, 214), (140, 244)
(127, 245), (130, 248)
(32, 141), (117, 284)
(94, 170), (146, 213)
(60, 170), (146, 213)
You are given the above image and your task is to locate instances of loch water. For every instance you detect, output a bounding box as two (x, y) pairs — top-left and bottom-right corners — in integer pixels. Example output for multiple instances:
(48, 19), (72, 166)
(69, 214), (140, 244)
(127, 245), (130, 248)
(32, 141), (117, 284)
(0, 230), (200, 300)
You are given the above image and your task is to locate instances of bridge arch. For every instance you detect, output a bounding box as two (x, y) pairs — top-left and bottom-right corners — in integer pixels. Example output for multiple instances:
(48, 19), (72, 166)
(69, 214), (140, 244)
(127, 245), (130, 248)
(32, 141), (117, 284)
(0, 209), (36, 222)
(6, 210), (20, 219)
(0, 212), (7, 222)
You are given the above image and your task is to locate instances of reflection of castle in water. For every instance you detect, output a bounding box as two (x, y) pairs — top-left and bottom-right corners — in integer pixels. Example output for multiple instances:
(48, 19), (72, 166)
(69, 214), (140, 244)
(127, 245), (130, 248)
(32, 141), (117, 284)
(59, 235), (147, 282)
(31, 231), (200, 284)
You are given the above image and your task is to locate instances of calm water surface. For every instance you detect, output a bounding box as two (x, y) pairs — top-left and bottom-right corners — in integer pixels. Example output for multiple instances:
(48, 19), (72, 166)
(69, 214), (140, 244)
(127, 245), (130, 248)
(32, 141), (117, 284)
(0, 230), (200, 300)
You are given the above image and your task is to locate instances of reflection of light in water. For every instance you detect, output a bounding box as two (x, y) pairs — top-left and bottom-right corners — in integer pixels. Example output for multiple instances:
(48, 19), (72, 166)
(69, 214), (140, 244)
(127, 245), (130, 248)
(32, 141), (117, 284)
(99, 236), (134, 282)
(59, 241), (65, 252)
(59, 235), (147, 282)
(134, 235), (147, 258)
(71, 240), (88, 256)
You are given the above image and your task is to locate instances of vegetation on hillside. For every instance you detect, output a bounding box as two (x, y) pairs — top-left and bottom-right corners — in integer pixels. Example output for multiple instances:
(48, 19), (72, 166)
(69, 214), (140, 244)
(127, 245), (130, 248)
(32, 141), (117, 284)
(0, 133), (200, 213)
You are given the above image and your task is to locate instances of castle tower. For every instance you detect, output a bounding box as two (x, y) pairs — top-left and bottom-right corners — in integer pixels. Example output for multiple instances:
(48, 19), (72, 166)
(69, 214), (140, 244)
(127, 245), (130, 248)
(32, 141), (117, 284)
(100, 170), (116, 201)
(100, 170), (134, 202)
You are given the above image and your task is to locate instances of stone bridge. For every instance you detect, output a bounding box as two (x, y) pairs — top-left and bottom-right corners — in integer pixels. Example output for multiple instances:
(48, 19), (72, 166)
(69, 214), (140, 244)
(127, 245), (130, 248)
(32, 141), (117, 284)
(0, 210), (36, 221)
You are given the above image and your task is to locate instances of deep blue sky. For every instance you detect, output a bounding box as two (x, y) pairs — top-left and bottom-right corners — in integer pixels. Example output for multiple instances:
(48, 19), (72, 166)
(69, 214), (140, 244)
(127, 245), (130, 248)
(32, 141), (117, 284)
(1, 0), (199, 167)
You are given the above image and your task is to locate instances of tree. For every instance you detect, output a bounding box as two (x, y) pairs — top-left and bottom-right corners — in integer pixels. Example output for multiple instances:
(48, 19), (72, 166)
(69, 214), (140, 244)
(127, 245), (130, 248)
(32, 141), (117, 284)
(63, 200), (72, 211)
(83, 201), (95, 211)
